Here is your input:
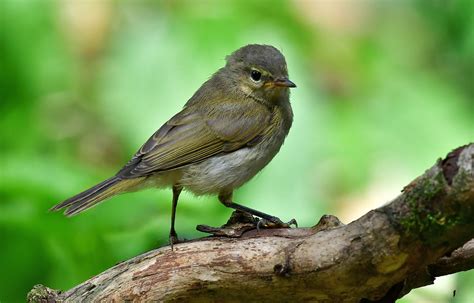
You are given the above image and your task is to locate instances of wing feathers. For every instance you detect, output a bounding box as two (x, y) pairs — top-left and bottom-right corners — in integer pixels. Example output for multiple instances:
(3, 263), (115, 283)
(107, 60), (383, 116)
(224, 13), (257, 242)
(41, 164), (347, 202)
(118, 99), (272, 178)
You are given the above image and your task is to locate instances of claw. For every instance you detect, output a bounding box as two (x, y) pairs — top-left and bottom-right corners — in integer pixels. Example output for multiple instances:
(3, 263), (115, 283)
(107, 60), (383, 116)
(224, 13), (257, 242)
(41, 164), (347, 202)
(256, 219), (268, 231)
(287, 218), (298, 228)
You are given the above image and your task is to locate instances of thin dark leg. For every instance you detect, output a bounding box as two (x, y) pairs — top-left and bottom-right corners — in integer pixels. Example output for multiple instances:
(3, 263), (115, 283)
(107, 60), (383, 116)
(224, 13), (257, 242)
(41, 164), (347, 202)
(218, 192), (297, 228)
(169, 185), (182, 249)
(223, 201), (277, 221)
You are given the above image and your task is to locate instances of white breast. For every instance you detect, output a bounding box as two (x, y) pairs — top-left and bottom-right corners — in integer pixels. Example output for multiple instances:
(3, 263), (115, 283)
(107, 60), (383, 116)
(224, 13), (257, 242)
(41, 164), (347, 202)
(179, 122), (289, 196)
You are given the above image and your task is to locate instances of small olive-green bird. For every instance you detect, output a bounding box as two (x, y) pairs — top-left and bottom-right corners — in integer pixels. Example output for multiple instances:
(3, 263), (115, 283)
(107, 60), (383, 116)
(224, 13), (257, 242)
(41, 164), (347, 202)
(52, 44), (296, 245)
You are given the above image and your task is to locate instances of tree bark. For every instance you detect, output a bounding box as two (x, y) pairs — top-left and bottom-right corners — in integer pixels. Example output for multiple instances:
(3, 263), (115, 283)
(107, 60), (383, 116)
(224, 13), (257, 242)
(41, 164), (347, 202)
(28, 144), (474, 302)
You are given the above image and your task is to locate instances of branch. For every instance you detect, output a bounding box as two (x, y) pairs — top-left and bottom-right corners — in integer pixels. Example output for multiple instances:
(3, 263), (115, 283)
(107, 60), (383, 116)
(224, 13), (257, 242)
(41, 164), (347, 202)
(28, 144), (474, 302)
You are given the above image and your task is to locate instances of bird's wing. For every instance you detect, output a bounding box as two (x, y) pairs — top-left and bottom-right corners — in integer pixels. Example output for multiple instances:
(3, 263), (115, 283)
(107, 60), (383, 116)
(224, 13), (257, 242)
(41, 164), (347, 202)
(117, 100), (271, 178)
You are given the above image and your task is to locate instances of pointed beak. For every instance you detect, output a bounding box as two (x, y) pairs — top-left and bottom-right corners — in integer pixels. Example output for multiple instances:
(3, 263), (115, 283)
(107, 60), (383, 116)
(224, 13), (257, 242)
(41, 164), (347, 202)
(273, 77), (297, 88)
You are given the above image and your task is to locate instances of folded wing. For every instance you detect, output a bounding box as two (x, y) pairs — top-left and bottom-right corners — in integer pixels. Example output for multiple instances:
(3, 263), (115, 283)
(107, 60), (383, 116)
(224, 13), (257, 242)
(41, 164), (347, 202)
(118, 99), (271, 178)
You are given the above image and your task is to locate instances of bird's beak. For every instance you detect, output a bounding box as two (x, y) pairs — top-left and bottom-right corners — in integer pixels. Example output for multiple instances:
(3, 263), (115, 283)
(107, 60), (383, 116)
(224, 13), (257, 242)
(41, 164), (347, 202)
(273, 77), (297, 88)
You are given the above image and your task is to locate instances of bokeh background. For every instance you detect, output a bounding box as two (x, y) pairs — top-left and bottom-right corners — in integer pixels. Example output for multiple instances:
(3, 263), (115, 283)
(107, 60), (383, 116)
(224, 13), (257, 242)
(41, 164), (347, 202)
(1, 0), (473, 302)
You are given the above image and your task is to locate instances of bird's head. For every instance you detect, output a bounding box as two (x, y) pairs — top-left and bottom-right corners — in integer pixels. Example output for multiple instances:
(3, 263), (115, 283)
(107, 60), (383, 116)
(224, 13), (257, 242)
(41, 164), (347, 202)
(224, 44), (296, 104)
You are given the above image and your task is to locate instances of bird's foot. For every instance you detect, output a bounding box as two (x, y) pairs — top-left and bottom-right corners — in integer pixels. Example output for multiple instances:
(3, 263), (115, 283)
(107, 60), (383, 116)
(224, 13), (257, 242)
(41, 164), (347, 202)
(169, 230), (184, 251)
(256, 216), (298, 230)
(196, 211), (298, 238)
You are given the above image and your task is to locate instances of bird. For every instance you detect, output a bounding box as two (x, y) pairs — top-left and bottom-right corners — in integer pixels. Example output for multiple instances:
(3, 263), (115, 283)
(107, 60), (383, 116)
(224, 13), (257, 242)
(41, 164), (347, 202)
(51, 44), (297, 246)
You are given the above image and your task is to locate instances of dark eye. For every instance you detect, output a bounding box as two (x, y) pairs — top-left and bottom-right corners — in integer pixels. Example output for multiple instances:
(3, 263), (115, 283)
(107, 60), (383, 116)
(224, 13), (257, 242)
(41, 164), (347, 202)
(250, 70), (262, 82)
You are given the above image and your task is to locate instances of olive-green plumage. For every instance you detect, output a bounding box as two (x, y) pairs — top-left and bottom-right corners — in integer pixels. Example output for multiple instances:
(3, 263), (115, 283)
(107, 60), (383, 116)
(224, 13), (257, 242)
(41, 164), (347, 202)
(51, 44), (296, 244)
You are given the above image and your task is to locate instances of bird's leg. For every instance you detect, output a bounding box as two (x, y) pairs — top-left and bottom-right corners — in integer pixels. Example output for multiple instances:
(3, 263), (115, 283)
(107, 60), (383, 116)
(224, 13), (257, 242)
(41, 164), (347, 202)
(218, 192), (297, 229)
(169, 185), (183, 250)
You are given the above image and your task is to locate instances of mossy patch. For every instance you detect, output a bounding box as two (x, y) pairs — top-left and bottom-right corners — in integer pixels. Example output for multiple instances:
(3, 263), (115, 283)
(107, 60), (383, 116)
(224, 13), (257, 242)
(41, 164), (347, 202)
(398, 168), (468, 246)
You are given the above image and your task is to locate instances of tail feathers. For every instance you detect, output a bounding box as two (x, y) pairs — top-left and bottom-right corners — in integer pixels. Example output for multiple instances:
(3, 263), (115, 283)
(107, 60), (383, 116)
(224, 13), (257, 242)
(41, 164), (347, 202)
(51, 177), (142, 216)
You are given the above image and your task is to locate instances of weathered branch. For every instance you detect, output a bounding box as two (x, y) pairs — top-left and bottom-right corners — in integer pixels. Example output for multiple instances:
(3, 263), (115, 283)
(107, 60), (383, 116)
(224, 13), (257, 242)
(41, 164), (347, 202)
(28, 144), (474, 302)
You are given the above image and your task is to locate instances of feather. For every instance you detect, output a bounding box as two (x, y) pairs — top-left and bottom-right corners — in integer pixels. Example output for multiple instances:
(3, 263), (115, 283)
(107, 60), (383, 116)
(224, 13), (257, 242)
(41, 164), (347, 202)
(50, 177), (144, 216)
(117, 97), (272, 179)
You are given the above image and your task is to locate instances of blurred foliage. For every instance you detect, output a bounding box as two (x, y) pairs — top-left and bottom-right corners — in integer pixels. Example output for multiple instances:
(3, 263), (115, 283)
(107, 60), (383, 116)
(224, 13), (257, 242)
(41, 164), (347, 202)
(0, 0), (473, 302)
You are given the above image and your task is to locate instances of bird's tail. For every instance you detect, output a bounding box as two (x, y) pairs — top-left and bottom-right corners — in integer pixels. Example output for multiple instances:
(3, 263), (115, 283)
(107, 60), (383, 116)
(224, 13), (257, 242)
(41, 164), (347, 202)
(50, 176), (144, 216)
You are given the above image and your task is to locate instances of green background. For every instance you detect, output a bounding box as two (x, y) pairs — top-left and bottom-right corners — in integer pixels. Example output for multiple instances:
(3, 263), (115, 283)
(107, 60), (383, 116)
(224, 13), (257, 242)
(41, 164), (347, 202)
(1, 0), (473, 302)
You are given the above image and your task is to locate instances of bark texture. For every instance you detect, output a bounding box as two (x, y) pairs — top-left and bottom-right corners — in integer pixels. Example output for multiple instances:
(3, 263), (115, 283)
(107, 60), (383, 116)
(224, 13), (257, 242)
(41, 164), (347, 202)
(28, 144), (474, 302)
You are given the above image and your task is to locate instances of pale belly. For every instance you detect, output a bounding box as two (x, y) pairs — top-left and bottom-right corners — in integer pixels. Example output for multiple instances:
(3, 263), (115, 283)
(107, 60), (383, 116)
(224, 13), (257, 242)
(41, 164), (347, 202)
(178, 132), (286, 195)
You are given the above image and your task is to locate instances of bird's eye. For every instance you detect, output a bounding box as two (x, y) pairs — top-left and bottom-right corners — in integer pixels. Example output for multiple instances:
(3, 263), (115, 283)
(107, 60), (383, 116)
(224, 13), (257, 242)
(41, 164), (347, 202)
(250, 70), (262, 82)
